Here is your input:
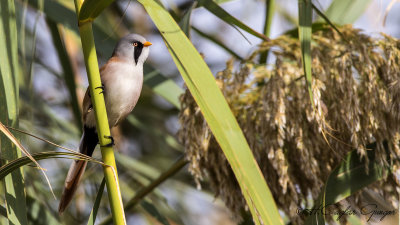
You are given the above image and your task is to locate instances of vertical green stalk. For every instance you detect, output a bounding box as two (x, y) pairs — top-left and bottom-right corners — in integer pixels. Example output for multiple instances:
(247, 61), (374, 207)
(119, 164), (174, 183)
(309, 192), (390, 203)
(73, 1), (126, 224)
(259, 0), (275, 64)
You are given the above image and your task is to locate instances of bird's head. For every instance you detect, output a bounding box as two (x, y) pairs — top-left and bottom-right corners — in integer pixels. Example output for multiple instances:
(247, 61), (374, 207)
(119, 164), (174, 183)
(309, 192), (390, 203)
(112, 34), (152, 66)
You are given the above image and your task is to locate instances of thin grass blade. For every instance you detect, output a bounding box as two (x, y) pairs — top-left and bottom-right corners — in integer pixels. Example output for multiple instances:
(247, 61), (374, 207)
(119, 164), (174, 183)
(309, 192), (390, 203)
(0, 151), (98, 180)
(298, 0), (313, 106)
(87, 178), (106, 225)
(198, 0), (268, 40)
(192, 26), (243, 60)
(285, 22), (330, 38)
(0, 122), (45, 170)
(47, 19), (82, 129)
(179, 2), (196, 38)
(26, 0), (42, 98)
(312, 3), (344, 39)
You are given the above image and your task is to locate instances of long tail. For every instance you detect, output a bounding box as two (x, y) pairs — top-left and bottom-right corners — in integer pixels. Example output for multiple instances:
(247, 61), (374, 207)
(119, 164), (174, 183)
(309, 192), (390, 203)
(58, 126), (98, 214)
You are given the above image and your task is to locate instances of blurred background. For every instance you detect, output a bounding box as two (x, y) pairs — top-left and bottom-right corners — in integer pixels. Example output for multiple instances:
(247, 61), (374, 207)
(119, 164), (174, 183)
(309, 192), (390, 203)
(5, 0), (400, 224)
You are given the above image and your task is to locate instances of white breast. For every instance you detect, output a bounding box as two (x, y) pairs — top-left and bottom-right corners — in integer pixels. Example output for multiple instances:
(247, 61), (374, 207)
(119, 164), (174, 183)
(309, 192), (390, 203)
(102, 61), (143, 127)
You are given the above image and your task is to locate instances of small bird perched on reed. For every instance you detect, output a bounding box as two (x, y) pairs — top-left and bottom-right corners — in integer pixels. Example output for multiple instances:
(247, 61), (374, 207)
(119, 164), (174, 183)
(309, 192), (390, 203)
(58, 34), (152, 213)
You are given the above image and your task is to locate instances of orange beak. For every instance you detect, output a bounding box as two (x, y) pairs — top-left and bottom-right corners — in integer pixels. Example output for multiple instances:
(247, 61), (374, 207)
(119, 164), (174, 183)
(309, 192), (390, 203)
(143, 41), (152, 47)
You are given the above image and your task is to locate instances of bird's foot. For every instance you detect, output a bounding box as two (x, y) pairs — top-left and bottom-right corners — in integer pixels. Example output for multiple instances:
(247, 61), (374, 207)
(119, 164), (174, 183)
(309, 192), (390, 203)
(95, 84), (105, 94)
(101, 135), (115, 147)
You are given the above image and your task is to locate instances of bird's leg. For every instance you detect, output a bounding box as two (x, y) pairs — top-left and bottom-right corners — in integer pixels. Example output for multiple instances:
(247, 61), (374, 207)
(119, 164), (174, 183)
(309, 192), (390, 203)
(101, 135), (115, 147)
(95, 84), (105, 94)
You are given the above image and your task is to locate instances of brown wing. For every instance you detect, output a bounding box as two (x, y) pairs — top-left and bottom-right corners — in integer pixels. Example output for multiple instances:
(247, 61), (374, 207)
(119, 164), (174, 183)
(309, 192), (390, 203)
(81, 63), (110, 123)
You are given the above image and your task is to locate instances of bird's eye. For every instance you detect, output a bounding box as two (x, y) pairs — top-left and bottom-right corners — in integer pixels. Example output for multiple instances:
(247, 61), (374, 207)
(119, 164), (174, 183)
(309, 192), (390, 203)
(132, 42), (138, 47)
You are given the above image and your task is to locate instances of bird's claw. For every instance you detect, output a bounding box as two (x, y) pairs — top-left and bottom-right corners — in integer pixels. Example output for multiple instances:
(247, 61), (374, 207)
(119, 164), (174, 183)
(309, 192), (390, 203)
(101, 135), (115, 147)
(95, 84), (105, 94)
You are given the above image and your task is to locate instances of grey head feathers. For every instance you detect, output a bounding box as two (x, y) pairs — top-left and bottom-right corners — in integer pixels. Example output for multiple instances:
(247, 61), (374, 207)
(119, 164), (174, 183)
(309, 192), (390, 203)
(112, 34), (150, 65)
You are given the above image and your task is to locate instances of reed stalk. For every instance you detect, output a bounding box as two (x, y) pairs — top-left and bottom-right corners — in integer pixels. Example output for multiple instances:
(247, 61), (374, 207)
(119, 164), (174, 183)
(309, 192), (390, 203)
(73, 0), (126, 224)
(259, 0), (275, 63)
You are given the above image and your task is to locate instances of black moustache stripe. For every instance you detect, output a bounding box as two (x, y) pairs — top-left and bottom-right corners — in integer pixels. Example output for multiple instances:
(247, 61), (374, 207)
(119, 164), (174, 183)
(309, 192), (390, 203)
(134, 42), (144, 65)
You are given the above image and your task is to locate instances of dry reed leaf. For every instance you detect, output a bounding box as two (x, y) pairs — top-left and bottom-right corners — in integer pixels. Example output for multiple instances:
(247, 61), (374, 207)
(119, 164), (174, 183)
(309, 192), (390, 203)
(0, 121), (56, 199)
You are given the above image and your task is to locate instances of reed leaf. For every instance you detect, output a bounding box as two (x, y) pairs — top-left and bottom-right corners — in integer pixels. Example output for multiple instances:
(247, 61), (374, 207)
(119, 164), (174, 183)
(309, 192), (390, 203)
(78, 0), (113, 23)
(0, 0), (28, 223)
(325, 0), (372, 25)
(305, 142), (391, 224)
(137, 0), (282, 224)
(142, 67), (183, 109)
